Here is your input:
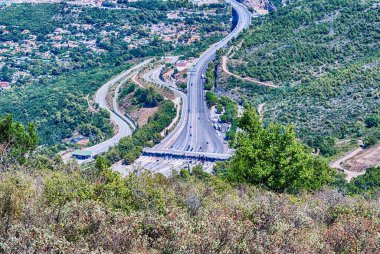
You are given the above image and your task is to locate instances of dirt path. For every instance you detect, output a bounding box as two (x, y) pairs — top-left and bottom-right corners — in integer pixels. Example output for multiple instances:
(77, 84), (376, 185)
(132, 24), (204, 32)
(221, 56), (279, 88)
(131, 72), (145, 88)
(342, 142), (380, 172)
(86, 94), (96, 113)
(330, 146), (366, 181)
(257, 103), (265, 120)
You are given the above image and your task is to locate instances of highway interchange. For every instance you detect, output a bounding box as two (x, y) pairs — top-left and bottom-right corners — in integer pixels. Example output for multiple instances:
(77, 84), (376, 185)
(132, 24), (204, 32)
(82, 59), (152, 156)
(76, 0), (251, 171)
(123, 0), (252, 173)
(146, 0), (251, 156)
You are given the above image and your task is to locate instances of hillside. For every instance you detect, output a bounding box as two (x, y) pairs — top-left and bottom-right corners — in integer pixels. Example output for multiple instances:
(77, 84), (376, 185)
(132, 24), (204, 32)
(1, 96), (379, 253)
(221, 0), (380, 153)
(0, 1), (229, 146)
(0, 163), (379, 253)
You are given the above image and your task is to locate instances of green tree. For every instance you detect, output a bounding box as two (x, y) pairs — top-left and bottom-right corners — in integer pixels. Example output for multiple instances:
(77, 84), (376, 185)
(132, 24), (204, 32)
(204, 62), (215, 90)
(135, 87), (163, 107)
(363, 135), (377, 147)
(365, 114), (380, 128)
(205, 91), (218, 107)
(226, 106), (335, 193)
(95, 156), (110, 171)
(0, 115), (38, 168)
(43, 172), (93, 223)
(347, 167), (380, 199)
(94, 168), (137, 212)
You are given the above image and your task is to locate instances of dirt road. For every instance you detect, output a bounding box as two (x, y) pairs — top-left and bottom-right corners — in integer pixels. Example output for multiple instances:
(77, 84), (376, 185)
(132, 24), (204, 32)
(330, 147), (366, 181)
(221, 56), (279, 88)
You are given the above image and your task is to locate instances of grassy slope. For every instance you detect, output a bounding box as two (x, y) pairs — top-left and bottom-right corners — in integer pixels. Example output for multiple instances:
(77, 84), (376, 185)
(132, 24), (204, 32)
(0, 166), (378, 253)
(227, 0), (379, 142)
(0, 65), (129, 145)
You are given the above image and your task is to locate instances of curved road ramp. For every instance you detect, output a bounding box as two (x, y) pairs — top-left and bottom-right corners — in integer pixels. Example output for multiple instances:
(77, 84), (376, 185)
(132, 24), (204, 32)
(72, 0), (251, 174)
(114, 0), (251, 175)
(70, 59), (153, 163)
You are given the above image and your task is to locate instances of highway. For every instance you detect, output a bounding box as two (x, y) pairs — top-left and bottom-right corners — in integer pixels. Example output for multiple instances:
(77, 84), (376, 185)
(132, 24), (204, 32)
(82, 59), (152, 156)
(77, 0), (251, 167)
(125, 0), (251, 173)
(142, 66), (188, 149)
(154, 0), (251, 155)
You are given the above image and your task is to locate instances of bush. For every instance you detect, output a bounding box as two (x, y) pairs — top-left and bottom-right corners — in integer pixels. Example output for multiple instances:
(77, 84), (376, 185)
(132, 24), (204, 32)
(363, 135), (377, 147)
(178, 83), (187, 90)
(134, 87), (164, 107)
(365, 114), (380, 128)
(205, 91), (218, 107)
(226, 106), (335, 193)
(0, 165), (378, 253)
(347, 167), (380, 198)
(0, 115), (38, 168)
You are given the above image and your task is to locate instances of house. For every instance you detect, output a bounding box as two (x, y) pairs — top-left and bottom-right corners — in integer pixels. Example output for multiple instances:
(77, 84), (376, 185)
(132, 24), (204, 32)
(71, 136), (90, 146)
(188, 35), (201, 44)
(176, 60), (187, 68)
(72, 150), (92, 160)
(0, 81), (10, 90)
(176, 59), (195, 72)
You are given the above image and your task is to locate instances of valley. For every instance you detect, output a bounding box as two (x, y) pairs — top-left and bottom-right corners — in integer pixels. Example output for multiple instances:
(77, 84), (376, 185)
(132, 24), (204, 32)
(0, 0), (379, 253)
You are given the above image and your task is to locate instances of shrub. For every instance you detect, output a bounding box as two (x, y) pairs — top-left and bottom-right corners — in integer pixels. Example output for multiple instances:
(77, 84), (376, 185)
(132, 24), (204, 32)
(365, 114), (380, 128)
(226, 106), (335, 193)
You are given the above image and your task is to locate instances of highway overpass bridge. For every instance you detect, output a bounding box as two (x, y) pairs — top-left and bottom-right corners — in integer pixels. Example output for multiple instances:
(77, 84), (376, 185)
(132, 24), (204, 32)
(142, 148), (231, 162)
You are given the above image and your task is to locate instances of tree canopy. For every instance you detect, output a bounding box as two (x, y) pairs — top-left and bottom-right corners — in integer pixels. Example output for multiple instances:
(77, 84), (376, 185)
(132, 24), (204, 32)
(226, 106), (335, 193)
(0, 115), (38, 168)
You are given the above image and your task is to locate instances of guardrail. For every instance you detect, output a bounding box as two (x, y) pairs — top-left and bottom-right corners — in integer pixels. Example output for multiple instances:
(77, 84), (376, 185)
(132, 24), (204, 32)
(142, 148), (231, 161)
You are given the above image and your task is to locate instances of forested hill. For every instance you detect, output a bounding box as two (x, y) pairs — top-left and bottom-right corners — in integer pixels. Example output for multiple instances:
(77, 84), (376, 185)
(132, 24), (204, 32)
(235, 0), (378, 84)
(0, 2), (229, 146)
(226, 0), (379, 151)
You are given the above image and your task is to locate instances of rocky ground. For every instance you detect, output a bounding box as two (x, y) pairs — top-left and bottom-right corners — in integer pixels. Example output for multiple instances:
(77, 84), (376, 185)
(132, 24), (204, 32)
(342, 143), (380, 172)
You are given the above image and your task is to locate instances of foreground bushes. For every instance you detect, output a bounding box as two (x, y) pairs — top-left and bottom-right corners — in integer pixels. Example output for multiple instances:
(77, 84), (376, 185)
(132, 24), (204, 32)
(223, 107), (335, 194)
(0, 109), (378, 253)
(0, 163), (379, 253)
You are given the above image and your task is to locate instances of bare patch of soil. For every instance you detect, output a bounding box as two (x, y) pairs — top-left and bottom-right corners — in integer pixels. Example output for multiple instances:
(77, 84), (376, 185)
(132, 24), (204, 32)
(129, 107), (158, 126)
(342, 143), (380, 172)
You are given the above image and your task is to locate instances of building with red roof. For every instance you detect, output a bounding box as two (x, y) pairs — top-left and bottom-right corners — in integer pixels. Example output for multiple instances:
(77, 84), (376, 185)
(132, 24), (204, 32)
(0, 81), (10, 90)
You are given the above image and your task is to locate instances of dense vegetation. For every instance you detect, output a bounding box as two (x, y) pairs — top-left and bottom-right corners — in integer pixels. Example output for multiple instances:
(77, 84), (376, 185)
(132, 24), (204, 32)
(205, 90), (218, 107)
(0, 66), (118, 146)
(235, 0), (378, 85)
(218, 107), (334, 193)
(218, 95), (238, 140)
(0, 115), (38, 169)
(1, 166), (379, 253)
(224, 0), (380, 153)
(0, 116), (379, 253)
(344, 167), (380, 199)
(119, 82), (165, 109)
(204, 62), (215, 90)
(0, 4), (60, 35)
(0, 2), (229, 146)
(134, 87), (164, 108)
(105, 100), (176, 164)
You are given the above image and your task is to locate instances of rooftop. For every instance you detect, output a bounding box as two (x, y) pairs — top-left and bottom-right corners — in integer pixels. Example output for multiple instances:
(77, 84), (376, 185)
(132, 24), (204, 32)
(72, 150), (92, 156)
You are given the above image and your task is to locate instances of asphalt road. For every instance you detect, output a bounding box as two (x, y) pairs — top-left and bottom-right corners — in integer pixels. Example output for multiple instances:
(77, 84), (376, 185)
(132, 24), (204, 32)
(155, 0), (251, 155)
(83, 59), (152, 156)
(80, 0), (251, 164)
(142, 66), (189, 150)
